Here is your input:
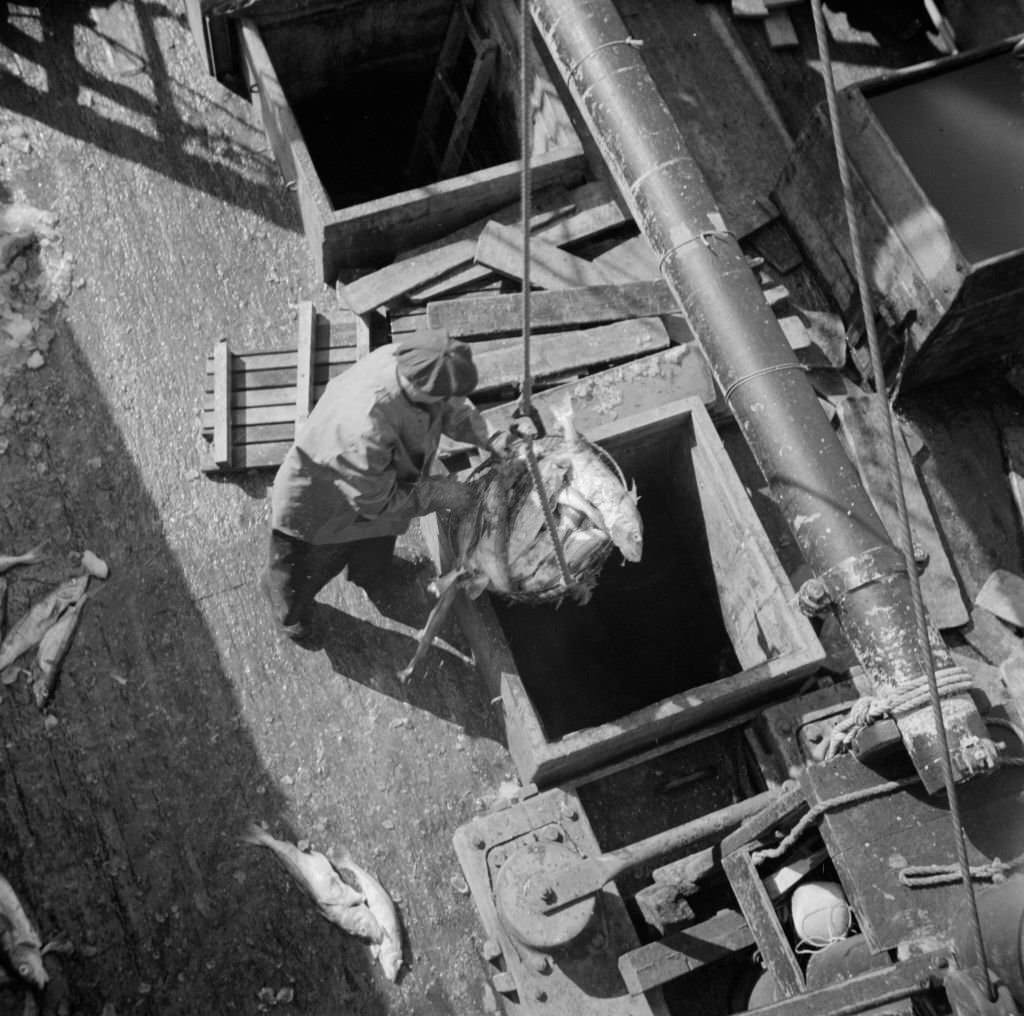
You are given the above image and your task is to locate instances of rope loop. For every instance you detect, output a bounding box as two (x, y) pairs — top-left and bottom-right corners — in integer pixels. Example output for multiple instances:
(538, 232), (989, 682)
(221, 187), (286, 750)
(824, 666), (975, 760)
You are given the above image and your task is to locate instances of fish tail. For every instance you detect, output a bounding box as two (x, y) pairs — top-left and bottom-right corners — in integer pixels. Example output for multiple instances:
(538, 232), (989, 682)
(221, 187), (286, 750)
(550, 397), (577, 445)
(26, 541), (49, 563)
(239, 824), (273, 848)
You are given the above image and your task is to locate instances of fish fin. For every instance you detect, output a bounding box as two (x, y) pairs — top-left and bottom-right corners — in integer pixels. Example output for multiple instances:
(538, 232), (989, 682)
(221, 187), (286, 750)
(557, 486), (607, 533)
(629, 479), (640, 502)
(550, 396), (577, 445)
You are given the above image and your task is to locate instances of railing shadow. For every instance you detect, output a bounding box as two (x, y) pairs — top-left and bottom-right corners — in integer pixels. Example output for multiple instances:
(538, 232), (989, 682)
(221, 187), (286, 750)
(0, 0), (300, 232)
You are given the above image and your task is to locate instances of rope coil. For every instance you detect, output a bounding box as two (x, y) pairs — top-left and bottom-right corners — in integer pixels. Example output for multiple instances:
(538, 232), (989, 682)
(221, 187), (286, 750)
(824, 666), (975, 760)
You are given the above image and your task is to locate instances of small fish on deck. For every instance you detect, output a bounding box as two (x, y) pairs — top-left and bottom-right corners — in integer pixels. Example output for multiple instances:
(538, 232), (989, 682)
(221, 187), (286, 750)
(31, 594), (89, 710)
(241, 826), (383, 943)
(334, 848), (404, 982)
(0, 575), (89, 680)
(0, 873), (47, 990)
(0, 542), (47, 575)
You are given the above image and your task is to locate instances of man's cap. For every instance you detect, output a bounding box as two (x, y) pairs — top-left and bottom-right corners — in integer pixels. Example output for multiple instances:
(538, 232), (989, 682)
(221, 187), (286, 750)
(396, 330), (478, 397)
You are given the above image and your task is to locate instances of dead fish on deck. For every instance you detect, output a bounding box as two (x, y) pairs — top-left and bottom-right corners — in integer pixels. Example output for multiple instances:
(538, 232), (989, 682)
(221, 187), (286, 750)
(334, 849), (404, 982)
(241, 826), (383, 943)
(0, 873), (47, 989)
(0, 543), (47, 575)
(0, 575), (89, 680)
(31, 594), (89, 709)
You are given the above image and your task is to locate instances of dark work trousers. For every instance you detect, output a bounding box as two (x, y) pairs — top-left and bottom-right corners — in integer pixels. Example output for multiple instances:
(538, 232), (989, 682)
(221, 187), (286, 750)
(261, 529), (397, 633)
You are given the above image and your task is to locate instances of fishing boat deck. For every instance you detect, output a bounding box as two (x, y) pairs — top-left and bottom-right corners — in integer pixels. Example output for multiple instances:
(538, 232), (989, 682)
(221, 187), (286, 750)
(0, 1), (1021, 1014)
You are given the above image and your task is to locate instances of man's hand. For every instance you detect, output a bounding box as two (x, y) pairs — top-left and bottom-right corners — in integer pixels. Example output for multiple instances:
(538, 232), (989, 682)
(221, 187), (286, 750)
(415, 477), (475, 515)
(486, 430), (515, 459)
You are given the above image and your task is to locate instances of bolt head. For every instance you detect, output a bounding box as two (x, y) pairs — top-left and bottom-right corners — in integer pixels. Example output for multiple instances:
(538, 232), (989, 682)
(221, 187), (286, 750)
(534, 988), (548, 1002)
(482, 939), (502, 963)
(531, 953), (551, 974)
(541, 827), (563, 842)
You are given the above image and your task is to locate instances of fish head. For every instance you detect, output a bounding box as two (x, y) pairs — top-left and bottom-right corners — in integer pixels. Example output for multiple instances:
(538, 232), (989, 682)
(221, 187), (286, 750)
(10, 943), (48, 988)
(610, 515), (644, 563)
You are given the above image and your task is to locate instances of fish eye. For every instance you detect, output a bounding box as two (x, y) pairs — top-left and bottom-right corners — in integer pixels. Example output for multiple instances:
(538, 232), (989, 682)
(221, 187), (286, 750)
(17, 962), (30, 976)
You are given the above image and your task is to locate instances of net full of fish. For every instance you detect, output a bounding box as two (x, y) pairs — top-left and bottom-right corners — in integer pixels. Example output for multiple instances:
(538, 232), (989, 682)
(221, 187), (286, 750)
(450, 402), (643, 605)
(399, 402), (643, 680)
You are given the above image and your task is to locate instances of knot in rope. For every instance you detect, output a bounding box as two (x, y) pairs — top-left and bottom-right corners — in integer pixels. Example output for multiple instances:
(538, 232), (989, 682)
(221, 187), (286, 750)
(824, 666), (975, 760)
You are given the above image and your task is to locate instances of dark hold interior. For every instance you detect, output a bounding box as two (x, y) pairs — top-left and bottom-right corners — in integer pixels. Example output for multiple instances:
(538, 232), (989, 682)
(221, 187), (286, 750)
(260, 3), (519, 209)
(867, 50), (1024, 265)
(492, 427), (737, 741)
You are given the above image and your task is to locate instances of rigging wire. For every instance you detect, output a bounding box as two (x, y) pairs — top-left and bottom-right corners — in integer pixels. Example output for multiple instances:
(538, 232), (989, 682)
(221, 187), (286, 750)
(516, 0), (575, 595)
(808, 0), (993, 998)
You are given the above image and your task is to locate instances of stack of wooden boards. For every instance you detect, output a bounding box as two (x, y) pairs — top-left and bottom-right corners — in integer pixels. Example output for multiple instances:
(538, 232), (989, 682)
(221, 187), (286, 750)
(200, 179), (821, 472)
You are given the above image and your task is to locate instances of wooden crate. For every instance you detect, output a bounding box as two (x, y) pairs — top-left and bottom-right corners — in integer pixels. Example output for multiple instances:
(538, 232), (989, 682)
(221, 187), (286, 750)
(200, 301), (369, 472)
(425, 396), (824, 787)
(191, 0), (587, 281)
(773, 38), (1024, 390)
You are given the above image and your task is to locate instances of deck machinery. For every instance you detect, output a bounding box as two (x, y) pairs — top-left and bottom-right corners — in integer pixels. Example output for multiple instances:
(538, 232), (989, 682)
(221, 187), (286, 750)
(447, 2), (1024, 1014)
(185, 0), (1024, 1011)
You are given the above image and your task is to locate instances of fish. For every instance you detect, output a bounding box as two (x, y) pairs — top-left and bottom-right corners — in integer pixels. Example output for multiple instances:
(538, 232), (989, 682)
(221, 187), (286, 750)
(31, 595), (88, 709)
(550, 399), (643, 563)
(334, 849), (404, 982)
(0, 874), (47, 989)
(241, 826), (383, 943)
(0, 543), (47, 575)
(400, 406), (641, 674)
(0, 575), (89, 679)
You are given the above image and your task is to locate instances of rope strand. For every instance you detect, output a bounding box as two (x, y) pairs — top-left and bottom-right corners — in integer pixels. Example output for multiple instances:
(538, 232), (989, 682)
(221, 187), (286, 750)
(809, 1), (993, 995)
(519, 0), (534, 416)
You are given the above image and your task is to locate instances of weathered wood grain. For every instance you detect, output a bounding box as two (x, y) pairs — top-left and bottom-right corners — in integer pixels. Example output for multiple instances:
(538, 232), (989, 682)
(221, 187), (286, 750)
(427, 280), (680, 339)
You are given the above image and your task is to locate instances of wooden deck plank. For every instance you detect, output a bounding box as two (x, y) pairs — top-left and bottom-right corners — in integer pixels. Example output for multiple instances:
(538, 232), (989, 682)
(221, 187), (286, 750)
(294, 301), (316, 427)
(411, 197), (631, 302)
(212, 341), (232, 469)
(427, 280), (680, 339)
(339, 239), (477, 314)
(619, 910), (754, 995)
(474, 221), (623, 290)
(203, 361), (347, 395)
(473, 318), (669, 393)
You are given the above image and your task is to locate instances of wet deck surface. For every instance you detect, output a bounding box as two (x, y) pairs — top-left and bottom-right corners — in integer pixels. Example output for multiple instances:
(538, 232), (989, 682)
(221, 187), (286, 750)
(0, 1), (1021, 1014)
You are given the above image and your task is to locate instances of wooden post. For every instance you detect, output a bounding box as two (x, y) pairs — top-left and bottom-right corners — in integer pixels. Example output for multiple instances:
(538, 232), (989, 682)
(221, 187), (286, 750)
(722, 848), (805, 996)
(294, 302), (316, 429)
(212, 339), (233, 469)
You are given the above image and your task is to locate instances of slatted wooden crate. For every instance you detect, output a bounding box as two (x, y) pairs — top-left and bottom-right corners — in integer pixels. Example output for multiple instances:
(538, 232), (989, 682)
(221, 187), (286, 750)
(200, 301), (369, 473)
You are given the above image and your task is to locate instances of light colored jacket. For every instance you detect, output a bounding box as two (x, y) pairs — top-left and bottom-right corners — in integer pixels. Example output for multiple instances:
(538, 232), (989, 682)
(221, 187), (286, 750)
(270, 346), (486, 545)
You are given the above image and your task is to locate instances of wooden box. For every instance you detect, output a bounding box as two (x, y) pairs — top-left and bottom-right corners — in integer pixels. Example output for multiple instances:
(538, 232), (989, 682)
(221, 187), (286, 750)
(430, 396), (824, 787)
(773, 38), (1024, 390)
(188, 0), (586, 281)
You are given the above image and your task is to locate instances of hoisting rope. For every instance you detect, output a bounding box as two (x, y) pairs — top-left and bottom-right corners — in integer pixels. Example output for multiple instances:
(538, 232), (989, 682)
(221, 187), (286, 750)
(516, 0), (575, 597)
(808, 0), (994, 996)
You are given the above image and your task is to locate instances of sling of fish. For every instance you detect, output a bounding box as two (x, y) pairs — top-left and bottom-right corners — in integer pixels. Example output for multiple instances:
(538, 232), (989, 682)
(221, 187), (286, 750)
(398, 399), (643, 681)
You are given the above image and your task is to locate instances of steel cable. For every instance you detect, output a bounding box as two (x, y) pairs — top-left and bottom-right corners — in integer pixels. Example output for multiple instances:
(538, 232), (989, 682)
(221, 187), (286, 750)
(808, 0), (993, 997)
